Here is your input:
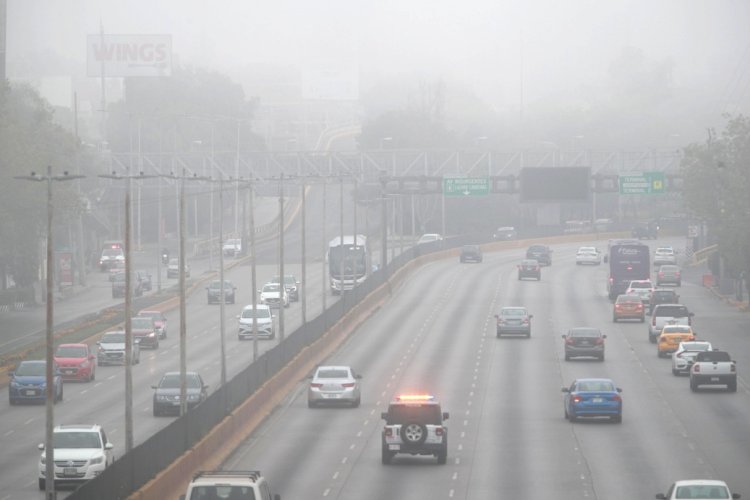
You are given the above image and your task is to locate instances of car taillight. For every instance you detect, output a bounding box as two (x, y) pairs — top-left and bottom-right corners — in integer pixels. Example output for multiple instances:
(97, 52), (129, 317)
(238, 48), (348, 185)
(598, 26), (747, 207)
(310, 383), (323, 388)
(612, 394), (622, 402)
(658, 272), (664, 277)
(615, 304), (621, 309)
(636, 303), (643, 310)
(595, 338), (604, 345)
(652, 317), (657, 326)
(522, 319), (529, 325)
(609, 277), (613, 285)
(572, 395), (582, 404)
(675, 272), (681, 277)
(435, 427), (445, 436)
(385, 428), (393, 437)
(565, 338), (574, 345)
(342, 383), (355, 388)
(730, 363), (736, 373)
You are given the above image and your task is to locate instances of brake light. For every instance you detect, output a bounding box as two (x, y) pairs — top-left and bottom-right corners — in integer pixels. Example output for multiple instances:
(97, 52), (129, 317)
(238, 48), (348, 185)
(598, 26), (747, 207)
(572, 395), (582, 404)
(595, 337), (604, 345)
(310, 383), (323, 388)
(522, 319), (529, 325)
(615, 304), (621, 309)
(612, 394), (622, 402)
(342, 383), (355, 388)
(565, 337), (574, 345)
(636, 303), (643, 310)
(730, 363), (736, 373)
(435, 427), (445, 436)
(659, 272), (664, 277)
(676, 272), (681, 277)
(385, 428), (393, 437)
(609, 277), (613, 285)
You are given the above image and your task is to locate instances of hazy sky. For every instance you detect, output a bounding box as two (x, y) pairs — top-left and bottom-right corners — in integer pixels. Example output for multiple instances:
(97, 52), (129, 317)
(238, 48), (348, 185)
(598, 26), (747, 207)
(7, 0), (750, 113)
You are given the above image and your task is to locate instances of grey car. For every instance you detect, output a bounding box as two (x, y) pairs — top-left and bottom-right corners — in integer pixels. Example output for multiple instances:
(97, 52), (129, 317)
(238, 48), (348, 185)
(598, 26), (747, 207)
(656, 265), (681, 286)
(152, 371), (208, 416)
(96, 330), (141, 366)
(563, 327), (606, 361)
(495, 307), (533, 338)
(460, 245), (483, 263)
(307, 365), (362, 408)
(206, 279), (236, 304)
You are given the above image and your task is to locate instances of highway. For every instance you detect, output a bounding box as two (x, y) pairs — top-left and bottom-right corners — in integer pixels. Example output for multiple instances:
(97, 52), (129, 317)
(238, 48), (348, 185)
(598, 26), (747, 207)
(221, 239), (750, 499)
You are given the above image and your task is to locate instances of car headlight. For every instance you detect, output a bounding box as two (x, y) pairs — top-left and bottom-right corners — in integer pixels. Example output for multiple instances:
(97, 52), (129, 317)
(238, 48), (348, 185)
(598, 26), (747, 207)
(147, 332), (156, 338)
(156, 395), (169, 401)
(80, 360), (89, 368)
(90, 456), (104, 465)
(40, 456), (45, 465)
(188, 394), (200, 401)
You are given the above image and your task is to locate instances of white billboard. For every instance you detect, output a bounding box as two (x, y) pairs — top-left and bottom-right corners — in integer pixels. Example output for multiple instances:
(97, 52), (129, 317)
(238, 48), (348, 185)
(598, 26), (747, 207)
(87, 34), (172, 77)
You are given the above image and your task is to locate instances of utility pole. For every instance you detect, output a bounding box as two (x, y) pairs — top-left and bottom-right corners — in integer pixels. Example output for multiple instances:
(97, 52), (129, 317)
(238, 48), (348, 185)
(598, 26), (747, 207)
(322, 180), (328, 312)
(380, 172), (388, 275)
(249, 179), (259, 361)
(218, 175), (226, 387)
(339, 176), (345, 296)
(300, 177), (307, 324)
(278, 174), (285, 341)
(15, 167), (83, 500)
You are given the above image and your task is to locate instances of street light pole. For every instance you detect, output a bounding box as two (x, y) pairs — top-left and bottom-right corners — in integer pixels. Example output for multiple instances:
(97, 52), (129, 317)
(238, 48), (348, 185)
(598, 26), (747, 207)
(218, 175), (226, 387)
(278, 174), (285, 341)
(322, 180), (328, 313)
(300, 176), (307, 324)
(15, 166), (83, 500)
(249, 179), (259, 361)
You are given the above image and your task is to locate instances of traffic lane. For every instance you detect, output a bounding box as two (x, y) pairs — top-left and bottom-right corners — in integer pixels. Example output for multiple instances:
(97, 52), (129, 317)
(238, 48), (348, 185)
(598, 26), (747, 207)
(0, 258), (330, 498)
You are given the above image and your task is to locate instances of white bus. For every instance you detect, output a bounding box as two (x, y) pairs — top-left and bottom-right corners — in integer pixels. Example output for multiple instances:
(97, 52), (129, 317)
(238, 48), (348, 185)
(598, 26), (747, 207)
(328, 235), (369, 294)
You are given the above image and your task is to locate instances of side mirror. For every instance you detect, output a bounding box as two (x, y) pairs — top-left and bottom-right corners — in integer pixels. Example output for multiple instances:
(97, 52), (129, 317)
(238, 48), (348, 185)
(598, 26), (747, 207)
(528, 314), (534, 319)
(105, 442), (114, 450)
(38, 443), (45, 450)
(151, 385), (158, 389)
(602, 334), (607, 339)
(89, 354), (95, 360)
(561, 387), (570, 393)
(494, 314), (499, 319)
(616, 388), (622, 392)
(355, 374), (362, 379)
(656, 494), (667, 499)
(442, 412), (450, 420)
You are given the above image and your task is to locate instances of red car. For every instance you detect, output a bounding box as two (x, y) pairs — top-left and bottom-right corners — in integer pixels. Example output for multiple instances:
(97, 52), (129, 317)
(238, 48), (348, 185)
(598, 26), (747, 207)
(138, 310), (168, 339)
(53, 343), (96, 382)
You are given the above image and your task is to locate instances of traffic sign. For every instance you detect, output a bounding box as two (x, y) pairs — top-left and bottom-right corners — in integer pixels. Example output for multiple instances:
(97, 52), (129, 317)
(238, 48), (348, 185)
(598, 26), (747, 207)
(442, 177), (490, 196)
(618, 171), (665, 195)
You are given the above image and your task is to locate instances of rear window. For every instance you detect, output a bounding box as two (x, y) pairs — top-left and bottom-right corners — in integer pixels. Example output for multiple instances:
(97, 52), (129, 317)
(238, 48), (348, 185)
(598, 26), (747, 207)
(652, 291), (676, 300)
(695, 351), (731, 363)
(386, 404), (442, 425)
(569, 328), (601, 337)
(616, 294), (641, 303)
(654, 305), (689, 317)
(528, 245), (547, 252)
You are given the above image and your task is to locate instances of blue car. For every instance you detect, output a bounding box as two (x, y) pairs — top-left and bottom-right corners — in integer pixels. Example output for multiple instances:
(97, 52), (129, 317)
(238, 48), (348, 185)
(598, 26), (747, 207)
(562, 378), (622, 423)
(8, 360), (63, 405)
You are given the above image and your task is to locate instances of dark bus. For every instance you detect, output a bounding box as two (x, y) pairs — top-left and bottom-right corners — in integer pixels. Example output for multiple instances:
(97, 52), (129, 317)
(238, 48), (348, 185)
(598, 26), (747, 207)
(607, 241), (650, 300)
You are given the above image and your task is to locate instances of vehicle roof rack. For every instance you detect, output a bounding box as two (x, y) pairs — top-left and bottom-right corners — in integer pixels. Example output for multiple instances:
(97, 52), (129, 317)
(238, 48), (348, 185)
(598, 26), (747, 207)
(192, 471), (262, 481)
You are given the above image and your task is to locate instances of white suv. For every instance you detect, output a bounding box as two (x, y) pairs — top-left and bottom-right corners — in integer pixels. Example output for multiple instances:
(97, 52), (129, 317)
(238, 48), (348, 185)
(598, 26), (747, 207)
(237, 304), (276, 339)
(381, 394), (449, 465)
(38, 424), (114, 490)
(181, 470), (280, 500)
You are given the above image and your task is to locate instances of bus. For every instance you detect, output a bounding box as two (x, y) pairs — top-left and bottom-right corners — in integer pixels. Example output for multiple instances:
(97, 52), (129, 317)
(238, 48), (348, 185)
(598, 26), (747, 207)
(607, 240), (650, 300)
(328, 235), (369, 294)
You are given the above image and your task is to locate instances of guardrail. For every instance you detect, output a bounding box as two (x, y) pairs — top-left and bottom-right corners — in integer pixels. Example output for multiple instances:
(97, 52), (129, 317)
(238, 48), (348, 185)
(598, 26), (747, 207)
(690, 244), (718, 267)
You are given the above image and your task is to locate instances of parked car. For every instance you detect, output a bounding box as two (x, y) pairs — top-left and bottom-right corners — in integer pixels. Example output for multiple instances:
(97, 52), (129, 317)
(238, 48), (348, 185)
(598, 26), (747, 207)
(613, 293), (645, 322)
(525, 244), (552, 266)
(271, 275), (300, 302)
(562, 378), (622, 423)
(656, 265), (681, 286)
(37, 424), (114, 490)
(53, 343), (96, 382)
(152, 371), (208, 416)
(8, 360), (63, 405)
(517, 259), (541, 280)
(131, 316), (159, 349)
(307, 365), (362, 408)
(562, 327), (606, 361)
(137, 310), (168, 338)
(96, 330), (141, 366)
(495, 307), (533, 338)
(459, 245), (483, 263)
(206, 279), (237, 304)
(493, 226), (517, 240)
(108, 260), (126, 281)
(167, 258), (191, 279)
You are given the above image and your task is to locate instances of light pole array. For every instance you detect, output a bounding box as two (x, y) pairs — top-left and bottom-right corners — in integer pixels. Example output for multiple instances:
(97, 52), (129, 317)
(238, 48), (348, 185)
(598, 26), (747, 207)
(15, 166), (84, 500)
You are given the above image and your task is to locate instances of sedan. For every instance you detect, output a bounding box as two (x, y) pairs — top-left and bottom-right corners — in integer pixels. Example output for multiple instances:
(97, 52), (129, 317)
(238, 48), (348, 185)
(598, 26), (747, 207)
(8, 360), (63, 405)
(96, 330), (141, 366)
(167, 258), (191, 279)
(562, 378), (622, 423)
(653, 247), (677, 266)
(206, 279), (237, 304)
(657, 325), (695, 358)
(562, 327), (606, 361)
(307, 365), (362, 408)
(656, 479), (740, 499)
(53, 343), (96, 382)
(575, 247), (601, 265)
(517, 259), (541, 280)
(152, 371), (208, 416)
(656, 265), (682, 286)
(672, 341), (713, 375)
(613, 293), (645, 322)
(137, 309), (168, 339)
(495, 307), (533, 338)
(459, 245), (483, 263)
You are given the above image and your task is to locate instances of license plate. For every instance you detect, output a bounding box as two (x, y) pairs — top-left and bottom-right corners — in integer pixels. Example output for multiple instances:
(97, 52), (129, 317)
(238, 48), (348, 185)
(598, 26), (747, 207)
(25, 390), (36, 396)
(711, 377), (720, 382)
(323, 394), (340, 399)
(62, 468), (77, 477)
(389, 444), (400, 451)
(64, 369), (75, 374)
(591, 397), (603, 403)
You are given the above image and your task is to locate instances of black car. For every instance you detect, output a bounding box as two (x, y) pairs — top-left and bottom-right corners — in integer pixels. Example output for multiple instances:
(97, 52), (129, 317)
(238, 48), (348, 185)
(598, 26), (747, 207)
(562, 327), (607, 361)
(152, 371), (208, 416)
(111, 272), (144, 299)
(632, 221), (659, 239)
(136, 270), (152, 291)
(206, 279), (236, 304)
(493, 226), (517, 240)
(459, 245), (483, 263)
(517, 259), (541, 280)
(648, 288), (680, 313)
(526, 244), (552, 266)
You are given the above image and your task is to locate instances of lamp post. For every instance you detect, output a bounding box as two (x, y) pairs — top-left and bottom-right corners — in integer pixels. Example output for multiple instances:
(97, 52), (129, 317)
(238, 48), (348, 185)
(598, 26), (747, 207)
(15, 166), (83, 500)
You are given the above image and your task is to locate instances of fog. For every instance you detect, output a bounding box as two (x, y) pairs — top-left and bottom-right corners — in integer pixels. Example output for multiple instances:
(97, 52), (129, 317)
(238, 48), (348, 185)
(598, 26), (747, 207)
(6, 0), (750, 145)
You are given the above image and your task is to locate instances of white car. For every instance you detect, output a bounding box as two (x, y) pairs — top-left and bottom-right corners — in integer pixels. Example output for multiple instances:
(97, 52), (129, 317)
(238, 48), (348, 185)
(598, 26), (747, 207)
(167, 258), (191, 279)
(417, 233), (443, 245)
(656, 479), (740, 499)
(96, 330), (141, 366)
(222, 238), (242, 257)
(38, 424), (115, 490)
(653, 246), (677, 266)
(671, 340), (713, 375)
(575, 247), (601, 265)
(307, 365), (362, 407)
(626, 279), (654, 303)
(237, 304), (276, 339)
(258, 282), (289, 308)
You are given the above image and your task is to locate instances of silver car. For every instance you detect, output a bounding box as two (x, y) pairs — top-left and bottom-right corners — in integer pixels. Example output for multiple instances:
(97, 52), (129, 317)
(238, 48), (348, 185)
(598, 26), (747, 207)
(656, 265), (682, 286)
(495, 307), (533, 338)
(307, 365), (362, 408)
(671, 340), (713, 375)
(96, 330), (141, 366)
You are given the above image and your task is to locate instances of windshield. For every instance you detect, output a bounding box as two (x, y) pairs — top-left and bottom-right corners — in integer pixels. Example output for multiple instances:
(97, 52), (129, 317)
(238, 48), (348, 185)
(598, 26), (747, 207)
(501, 308), (527, 317)
(262, 284), (281, 293)
(210, 281), (233, 289)
(139, 312), (162, 320)
(55, 346), (87, 358)
(241, 308), (271, 319)
(131, 318), (153, 329)
(386, 404), (442, 425)
(191, 486), (256, 500)
(159, 374), (202, 389)
(102, 249), (122, 257)
(15, 362), (45, 376)
(101, 333), (125, 343)
(53, 431), (102, 449)
(576, 380), (615, 392)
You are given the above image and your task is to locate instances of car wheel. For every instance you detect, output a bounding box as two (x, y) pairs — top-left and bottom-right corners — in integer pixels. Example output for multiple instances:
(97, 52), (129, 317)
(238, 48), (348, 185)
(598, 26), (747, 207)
(9, 397), (16, 406)
(728, 380), (737, 392)
(599, 354), (605, 362)
(640, 316), (645, 323)
(564, 406), (569, 419)
(38, 478), (45, 490)
(153, 406), (160, 417)
(352, 397), (361, 408)
(381, 444), (393, 465)
(526, 331), (531, 339)
(437, 447), (448, 465)
(690, 379), (698, 392)
(308, 400), (315, 409)
(613, 316), (618, 323)
(401, 422), (428, 445)
(612, 414), (622, 423)
(672, 368), (679, 376)
(568, 412), (577, 422)
(564, 354), (570, 361)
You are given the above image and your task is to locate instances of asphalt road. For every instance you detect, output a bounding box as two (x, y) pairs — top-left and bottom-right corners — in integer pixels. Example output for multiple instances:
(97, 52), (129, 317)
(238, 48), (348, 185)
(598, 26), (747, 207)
(222, 238), (750, 499)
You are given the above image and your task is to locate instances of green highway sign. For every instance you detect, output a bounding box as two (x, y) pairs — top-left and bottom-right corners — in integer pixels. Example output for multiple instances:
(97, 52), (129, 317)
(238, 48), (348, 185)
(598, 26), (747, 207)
(443, 177), (490, 197)
(619, 171), (665, 195)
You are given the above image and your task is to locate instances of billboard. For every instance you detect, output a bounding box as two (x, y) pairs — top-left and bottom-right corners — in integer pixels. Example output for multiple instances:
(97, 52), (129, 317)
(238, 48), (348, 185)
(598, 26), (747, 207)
(87, 34), (172, 77)
(519, 167), (591, 202)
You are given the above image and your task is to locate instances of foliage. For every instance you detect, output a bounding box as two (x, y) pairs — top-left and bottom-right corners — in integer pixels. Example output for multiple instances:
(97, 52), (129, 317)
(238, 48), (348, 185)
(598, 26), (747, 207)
(0, 81), (81, 288)
(681, 115), (750, 275)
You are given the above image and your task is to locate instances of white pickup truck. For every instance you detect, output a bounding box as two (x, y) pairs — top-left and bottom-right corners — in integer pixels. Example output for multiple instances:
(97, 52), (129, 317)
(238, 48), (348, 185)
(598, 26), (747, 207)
(648, 304), (694, 343)
(689, 350), (738, 392)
